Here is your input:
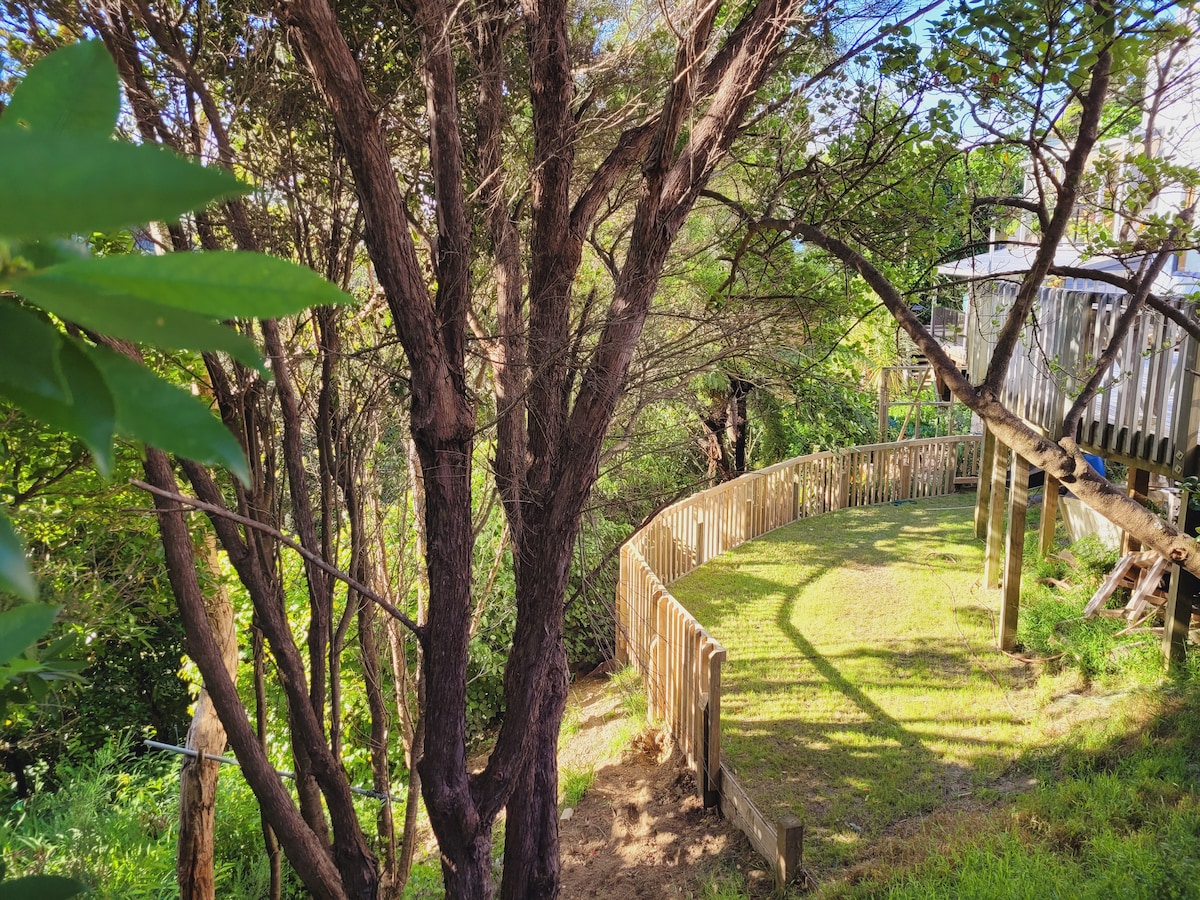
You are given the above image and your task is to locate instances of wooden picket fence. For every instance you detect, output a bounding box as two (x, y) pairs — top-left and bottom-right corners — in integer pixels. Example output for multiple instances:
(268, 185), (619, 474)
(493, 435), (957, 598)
(616, 434), (984, 888)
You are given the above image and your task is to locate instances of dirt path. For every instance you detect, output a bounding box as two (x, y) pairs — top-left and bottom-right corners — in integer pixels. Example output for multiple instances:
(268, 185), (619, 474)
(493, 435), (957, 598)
(556, 677), (765, 899)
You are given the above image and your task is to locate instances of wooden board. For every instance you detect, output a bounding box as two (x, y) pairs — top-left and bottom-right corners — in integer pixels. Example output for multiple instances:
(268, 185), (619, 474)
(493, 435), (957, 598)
(1084, 554), (1140, 618)
(1124, 556), (1171, 622)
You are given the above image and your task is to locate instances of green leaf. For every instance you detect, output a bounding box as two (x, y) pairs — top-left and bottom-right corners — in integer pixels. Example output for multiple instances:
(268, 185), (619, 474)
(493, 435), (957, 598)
(0, 303), (69, 402)
(14, 272), (266, 371)
(26, 673), (48, 701)
(0, 132), (247, 239)
(0, 41), (119, 137)
(85, 345), (250, 485)
(28, 251), (352, 319)
(0, 513), (37, 603)
(0, 874), (89, 900)
(5, 238), (91, 270)
(0, 603), (56, 664)
(0, 339), (117, 476)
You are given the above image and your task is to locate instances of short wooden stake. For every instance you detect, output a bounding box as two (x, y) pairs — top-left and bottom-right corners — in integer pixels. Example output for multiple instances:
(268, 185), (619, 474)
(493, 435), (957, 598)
(1000, 451), (1029, 651)
(1038, 474), (1059, 557)
(775, 815), (804, 894)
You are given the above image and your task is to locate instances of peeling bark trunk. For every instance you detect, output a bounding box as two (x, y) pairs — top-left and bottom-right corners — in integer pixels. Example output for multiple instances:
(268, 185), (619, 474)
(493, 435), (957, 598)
(177, 534), (238, 900)
(727, 377), (753, 476)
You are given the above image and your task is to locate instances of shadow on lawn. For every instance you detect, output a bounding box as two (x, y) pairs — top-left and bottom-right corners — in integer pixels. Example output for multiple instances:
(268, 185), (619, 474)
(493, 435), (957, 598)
(673, 499), (1030, 860)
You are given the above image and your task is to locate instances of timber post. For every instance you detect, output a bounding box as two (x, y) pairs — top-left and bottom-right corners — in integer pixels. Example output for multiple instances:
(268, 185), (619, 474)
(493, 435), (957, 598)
(775, 815), (804, 895)
(1038, 475), (1060, 557)
(984, 439), (1009, 589)
(975, 427), (996, 540)
(878, 372), (890, 443)
(1120, 467), (1151, 554)
(1000, 451), (1030, 651)
(1163, 491), (1199, 670)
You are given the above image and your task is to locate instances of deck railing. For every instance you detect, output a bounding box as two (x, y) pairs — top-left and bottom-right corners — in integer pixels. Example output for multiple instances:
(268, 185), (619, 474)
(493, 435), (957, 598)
(616, 434), (984, 887)
(966, 281), (1200, 478)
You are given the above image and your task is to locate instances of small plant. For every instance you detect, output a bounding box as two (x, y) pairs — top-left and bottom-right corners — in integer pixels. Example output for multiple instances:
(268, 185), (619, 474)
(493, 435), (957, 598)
(560, 766), (595, 808)
(609, 665), (649, 722)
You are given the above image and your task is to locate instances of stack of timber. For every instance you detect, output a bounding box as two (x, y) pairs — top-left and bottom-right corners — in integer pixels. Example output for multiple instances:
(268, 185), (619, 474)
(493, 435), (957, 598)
(1084, 551), (1173, 631)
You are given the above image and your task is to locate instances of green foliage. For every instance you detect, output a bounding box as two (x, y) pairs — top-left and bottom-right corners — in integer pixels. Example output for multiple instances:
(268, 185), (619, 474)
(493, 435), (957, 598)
(0, 40), (351, 598)
(1, 741), (177, 897)
(1016, 532), (1164, 683)
(0, 514), (35, 603)
(0, 875), (88, 900)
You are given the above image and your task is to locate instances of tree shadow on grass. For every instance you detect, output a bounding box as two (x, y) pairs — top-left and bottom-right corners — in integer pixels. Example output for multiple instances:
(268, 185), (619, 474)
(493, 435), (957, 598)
(671, 498), (1034, 869)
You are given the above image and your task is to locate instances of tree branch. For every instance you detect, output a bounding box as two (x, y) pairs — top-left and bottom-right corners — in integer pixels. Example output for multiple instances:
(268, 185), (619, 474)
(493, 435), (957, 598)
(972, 195), (1050, 232)
(982, 39), (1113, 391)
(132, 479), (425, 639)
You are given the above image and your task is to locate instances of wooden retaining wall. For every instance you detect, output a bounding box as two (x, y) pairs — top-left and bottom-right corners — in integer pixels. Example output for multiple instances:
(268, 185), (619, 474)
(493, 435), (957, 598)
(616, 434), (984, 889)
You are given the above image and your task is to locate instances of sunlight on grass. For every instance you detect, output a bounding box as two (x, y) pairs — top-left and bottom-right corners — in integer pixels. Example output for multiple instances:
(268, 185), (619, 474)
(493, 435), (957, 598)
(668, 490), (1200, 898)
(672, 495), (1048, 873)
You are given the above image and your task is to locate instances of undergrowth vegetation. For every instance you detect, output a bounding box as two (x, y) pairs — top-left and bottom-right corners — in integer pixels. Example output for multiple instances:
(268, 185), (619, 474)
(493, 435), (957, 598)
(0, 739), (302, 898)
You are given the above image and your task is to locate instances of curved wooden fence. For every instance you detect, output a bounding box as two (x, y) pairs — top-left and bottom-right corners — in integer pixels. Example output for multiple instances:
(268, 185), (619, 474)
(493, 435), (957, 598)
(615, 434), (984, 886)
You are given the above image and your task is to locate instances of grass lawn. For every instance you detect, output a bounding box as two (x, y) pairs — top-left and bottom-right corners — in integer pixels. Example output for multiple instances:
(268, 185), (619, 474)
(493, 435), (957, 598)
(671, 492), (1196, 893)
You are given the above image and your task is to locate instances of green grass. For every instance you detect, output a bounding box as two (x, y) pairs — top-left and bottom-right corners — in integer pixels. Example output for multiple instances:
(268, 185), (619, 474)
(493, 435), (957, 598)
(560, 767), (595, 808)
(671, 492), (1197, 895)
(831, 681), (1200, 898)
(673, 495), (1043, 870)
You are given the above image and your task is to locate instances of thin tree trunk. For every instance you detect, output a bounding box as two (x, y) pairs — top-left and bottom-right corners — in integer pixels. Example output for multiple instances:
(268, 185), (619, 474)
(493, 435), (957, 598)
(177, 533), (239, 900)
(253, 622), (284, 900)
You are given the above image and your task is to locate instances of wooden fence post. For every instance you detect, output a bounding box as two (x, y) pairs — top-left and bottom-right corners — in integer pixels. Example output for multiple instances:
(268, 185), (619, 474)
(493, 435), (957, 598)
(838, 456), (851, 509)
(696, 512), (707, 567)
(616, 552), (629, 664)
(899, 449), (913, 500)
(775, 815), (804, 893)
(654, 593), (667, 720)
(705, 647), (724, 805)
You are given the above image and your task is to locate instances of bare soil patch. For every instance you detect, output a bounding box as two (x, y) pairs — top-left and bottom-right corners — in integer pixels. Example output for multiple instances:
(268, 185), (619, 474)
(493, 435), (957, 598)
(557, 677), (755, 899)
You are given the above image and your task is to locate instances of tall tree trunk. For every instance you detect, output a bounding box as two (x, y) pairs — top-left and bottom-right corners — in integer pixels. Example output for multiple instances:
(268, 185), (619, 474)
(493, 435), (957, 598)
(177, 533), (239, 900)
(498, 638), (568, 900)
(728, 377), (753, 475)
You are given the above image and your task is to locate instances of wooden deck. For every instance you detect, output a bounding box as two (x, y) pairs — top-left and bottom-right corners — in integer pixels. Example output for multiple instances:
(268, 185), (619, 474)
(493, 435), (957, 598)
(963, 279), (1200, 664)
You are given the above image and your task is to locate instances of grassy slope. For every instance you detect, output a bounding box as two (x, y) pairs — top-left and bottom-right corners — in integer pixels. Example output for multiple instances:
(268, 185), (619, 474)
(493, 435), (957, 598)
(672, 493), (1200, 897)
(673, 495), (1038, 870)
